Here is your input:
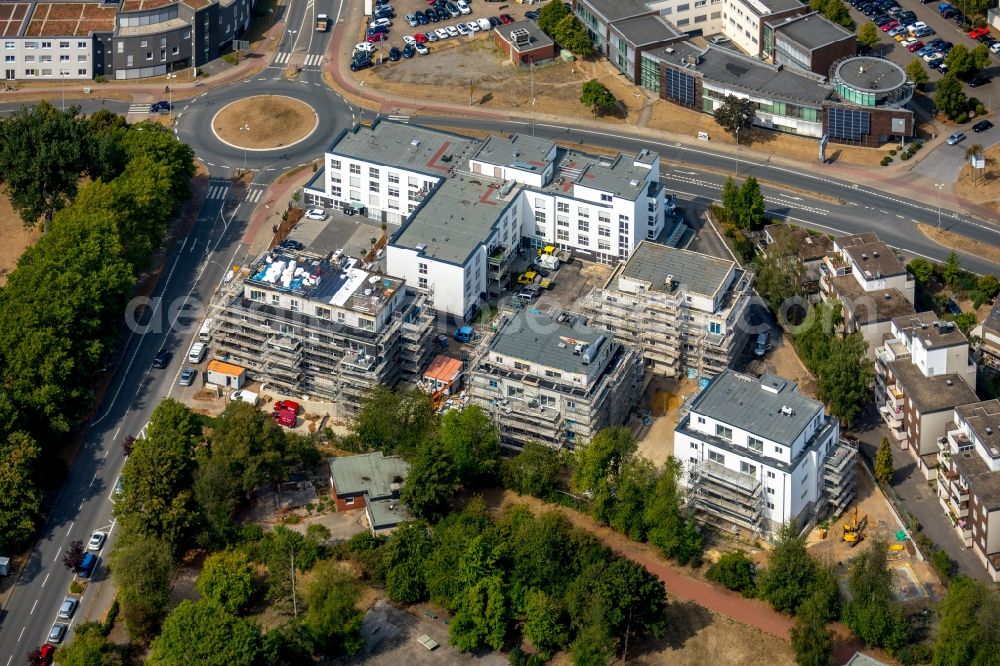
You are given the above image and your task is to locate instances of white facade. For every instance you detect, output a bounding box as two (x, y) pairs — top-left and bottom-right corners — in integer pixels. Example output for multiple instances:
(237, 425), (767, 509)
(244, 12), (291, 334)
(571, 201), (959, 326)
(321, 154), (442, 226)
(648, 0), (725, 33)
(2, 37), (94, 80)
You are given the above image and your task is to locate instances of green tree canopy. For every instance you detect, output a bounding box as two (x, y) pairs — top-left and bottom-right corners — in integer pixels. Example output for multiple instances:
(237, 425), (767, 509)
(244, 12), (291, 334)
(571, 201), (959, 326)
(197, 549), (258, 614)
(0, 432), (41, 553)
(400, 440), (457, 522)
(536, 0), (570, 36)
(580, 79), (618, 116)
(53, 622), (114, 666)
(858, 22), (881, 51)
(907, 258), (935, 287)
(905, 59), (929, 88)
(841, 540), (910, 652)
(756, 522), (819, 614)
(713, 95), (757, 141)
(935, 73), (968, 120)
(523, 589), (568, 660)
(554, 15), (593, 55)
(109, 532), (176, 640)
(816, 333), (872, 425)
(573, 427), (636, 523)
(754, 226), (804, 312)
(350, 386), (437, 456)
(790, 593), (834, 666)
(607, 457), (657, 541)
(449, 575), (510, 652)
(439, 405), (499, 486)
(734, 176), (766, 229)
(380, 521), (432, 604)
(147, 600), (263, 666)
(875, 435), (894, 484)
(706, 550), (757, 596)
(301, 559), (365, 656)
(934, 575), (1000, 664)
(500, 442), (562, 497)
(644, 458), (703, 565)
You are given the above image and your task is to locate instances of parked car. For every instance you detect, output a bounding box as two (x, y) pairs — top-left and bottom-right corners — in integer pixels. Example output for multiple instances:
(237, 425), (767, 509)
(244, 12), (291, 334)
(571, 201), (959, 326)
(889, 25), (907, 37)
(179, 367), (197, 386)
(274, 400), (301, 414)
(47, 624), (67, 645)
(415, 9), (429, 23)
(466, 20), (480, 32)
(446, 24), (459, 36)
(370, 17), (391, 29)
(907, 40), (925, 51)
(970, 27), (990, 39)
(402, 43), (415, 57)
(935, 40), (953, 51)
(914, 26), (935, 37)
(946, 131), (967, 145)
(414, 32), (428, 42)
(435, 27), (450, 38)
(388, 46), (401, 60)
(304, 208), (327, 220)
(88, 531), (107, 551)
(355, 41), (376, 52)
(968, 75), (991, 87)
(499, 13), (514, 22)
(973, 119), (994, 132)
(488, 15), (501, 26)
(525, 10), (540, 19)
(992, 41), (1000, 53)
(403, 34), (417, 45)
(415, 42), (429, 54)
(58, 597), (78, 620)
(38, 645), (55, 666)
(456, 22), (469, 35)
(426, 9), (440, 22)
(152, 350), (172, 369)
(929, 59), (948, 71)
(404, 12), (418, 25)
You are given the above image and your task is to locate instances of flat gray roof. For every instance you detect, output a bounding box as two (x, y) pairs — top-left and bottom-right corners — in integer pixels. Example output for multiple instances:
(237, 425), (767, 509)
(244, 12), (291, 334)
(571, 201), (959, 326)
(956, 400), (1000, 459)
(841, 240), (907, 278)
(617, 240), (735, 299)
(392, 173), (514, 266)
(578, 0), (652, 22)
(328, 452), (409, 500)
(578, 152), (655, 199)
(489, 312), (613, 374)
(888, 361), (977, 414)
(755, 0), (807, 12)
(495, 19), (554, 51)
(649, 42), (832, 105)
(368, 498), (412, 530)
(689, 370), (822, 447)
(610, 14), (682, 47)
(769, 12), (854, 49)
(470, 133), (556, 170)
(833, 56), (907, 93)
(328, 120), (478, 178)
(892, 311), (969, 350)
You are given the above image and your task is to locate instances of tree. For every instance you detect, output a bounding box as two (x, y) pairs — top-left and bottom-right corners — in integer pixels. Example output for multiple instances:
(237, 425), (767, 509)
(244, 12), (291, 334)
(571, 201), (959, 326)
(301, 559), (365, 656)
(734, 176), (766, 229)
(197, 550), (258, 614)
(554, 15), (593, 56)
(121, 434), (136, 457)
(569, 602), (615, 666)
(907, 258), (935, 287)
(255, 525), (320, 610)
(942, 251), (963, 288)
(500, 442), (562, 497)
(755, 226), (804, 312)
(0, 102), (92, 225)
(400, 440), (457, 522)
(522, 590), (568, 660)
(976, 274), (1000, 301)
(580, 79), (617, 116)
(350, 386), (437, 457)
(608, 458), (657, 540)
(905, 59), (929, 89)
(713, 94), (757, 142)
(934, 575), (1000, 665)
(424, 507), (488, 610)
(573, 427), (636, 523)
(935, 73), (968, 120)
(62, 540), (85, 572)
(970, 45), (991, 73)
(757, 523), (818, 614)
(720, 175), (740, 216)
(810, 0), (854, 29)
(644, 459), (703, 565)
(114, 398), (200, 551)
(841, 540), (910, 652)
(536, 0), (570, 37)
(147, 599), (263, 666)
(0, 432), (42, 553)
(54, 622), (113, 666)
(858, 22), (881, 51)
(790, 594), (834, 666)
(875, 436), (894, 485)
(109, 533), (176, 640)
(380, 521), (432, 604)
(706, 551), (756, 596)
(449, 575), (509, 652)
(945, 44), (974, 79)
(951, 311), (978, 337)
(439, 405), (499, 486)
(816, 333), (872, 425)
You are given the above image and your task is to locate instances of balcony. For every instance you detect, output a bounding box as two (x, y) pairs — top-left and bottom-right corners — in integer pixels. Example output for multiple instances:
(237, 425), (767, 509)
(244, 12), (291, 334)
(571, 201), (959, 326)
(879, 404), (903, 429)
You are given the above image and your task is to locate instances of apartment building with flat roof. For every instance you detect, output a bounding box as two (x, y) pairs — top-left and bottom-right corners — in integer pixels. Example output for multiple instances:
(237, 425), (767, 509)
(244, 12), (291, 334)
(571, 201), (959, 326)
(583, 240), (752, 379)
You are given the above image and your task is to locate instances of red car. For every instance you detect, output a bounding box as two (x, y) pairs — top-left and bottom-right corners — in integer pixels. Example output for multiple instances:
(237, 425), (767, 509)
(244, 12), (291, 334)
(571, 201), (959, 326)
(38, 644), (56, 665)
(274, 400), (300, 414)
(969, 27), (990, 39)
(906, 40), (924, 51)
(880, 20), (898, 31)
(499, 13), (514, 23)
(413, 32), (428, 42)
(271, 407), (296, 428)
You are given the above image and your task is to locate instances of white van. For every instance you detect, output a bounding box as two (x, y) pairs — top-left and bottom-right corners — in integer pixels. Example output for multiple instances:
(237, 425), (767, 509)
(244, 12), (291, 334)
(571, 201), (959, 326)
(188, 342), (207, 364)
(754, 332), (769, 357)
(199, 318), (214, 343)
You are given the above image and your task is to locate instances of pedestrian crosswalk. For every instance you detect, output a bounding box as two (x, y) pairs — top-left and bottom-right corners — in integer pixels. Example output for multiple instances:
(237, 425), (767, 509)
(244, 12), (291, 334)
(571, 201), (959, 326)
(128, 103), (151, 114)
(207, 183), (230, 200)
(245, 186), (265, 203)
(273, 52), (325, 67)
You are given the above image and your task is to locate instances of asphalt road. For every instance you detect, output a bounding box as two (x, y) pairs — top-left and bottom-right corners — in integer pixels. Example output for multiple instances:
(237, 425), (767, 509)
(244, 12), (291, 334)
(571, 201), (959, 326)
(2, 1), (1000, 658)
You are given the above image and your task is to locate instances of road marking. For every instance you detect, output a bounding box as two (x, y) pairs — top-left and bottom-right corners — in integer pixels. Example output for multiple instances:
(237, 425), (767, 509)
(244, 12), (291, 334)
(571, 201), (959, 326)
(245, 187), (264, 203)
(127, 103), (151, 115)
(17, 626), (24, 642)
(274, 51), (290, 64)
(41, 573), (49, 588)
(90, 472), (98, 487)
(53, 550), (60, 563)
(30, 600), (37, 615)
(8, 654), (13, 666)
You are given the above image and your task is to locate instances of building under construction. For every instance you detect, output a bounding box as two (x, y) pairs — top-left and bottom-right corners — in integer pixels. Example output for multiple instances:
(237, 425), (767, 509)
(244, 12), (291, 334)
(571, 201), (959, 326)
(583, 240), (752, 379)
(468, 310), (644, 449)
(211, 240), (435, 414)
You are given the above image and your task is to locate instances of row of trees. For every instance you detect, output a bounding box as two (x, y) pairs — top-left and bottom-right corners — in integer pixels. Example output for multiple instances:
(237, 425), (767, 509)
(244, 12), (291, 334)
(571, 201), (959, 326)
(0, 104), (195, 555)
(342, 499), (669, 662)
(536, 0), (593, 57)
(809, 0), (855, 30)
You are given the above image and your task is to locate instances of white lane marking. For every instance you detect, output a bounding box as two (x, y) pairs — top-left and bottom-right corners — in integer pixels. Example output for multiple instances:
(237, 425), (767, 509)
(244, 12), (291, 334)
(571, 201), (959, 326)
(29, 600), (37, 615)
(41, 573), (49, 588)
(17, 626), (24, 642)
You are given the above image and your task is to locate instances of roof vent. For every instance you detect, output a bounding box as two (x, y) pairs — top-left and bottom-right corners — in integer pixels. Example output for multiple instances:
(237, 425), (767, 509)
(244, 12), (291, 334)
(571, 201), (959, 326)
(873, 250), (880, 257)
(416, 243), (426, 253)
(410, 139), (421, 147)
(573, 343), (584, 355)
(987, 427), (994, 435)
(780, 405), (794, 416)
(884, 293), (891, 301)
(946, 379), (953, 386)
(861, 253), (868, 260)
(665, 47), (675, 54)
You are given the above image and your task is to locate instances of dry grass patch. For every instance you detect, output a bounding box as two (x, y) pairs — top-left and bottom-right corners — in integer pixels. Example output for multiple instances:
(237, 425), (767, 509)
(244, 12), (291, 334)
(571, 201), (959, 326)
(918, 223), (1000, 265)
(213, 95), (317, 149)
(0, 187), (41, 287)
(955, 143), (1000, 215)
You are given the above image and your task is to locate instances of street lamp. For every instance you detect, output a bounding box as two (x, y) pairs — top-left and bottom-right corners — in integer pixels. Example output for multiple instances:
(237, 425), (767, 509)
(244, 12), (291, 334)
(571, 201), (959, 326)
(934, 183), (945, 228)
(240, 123), (250, 175)
(735, 126), (741, 175)
(165, 71), (177, 115)
(60, 70), (66, 110)
(286, 29), (297, 53)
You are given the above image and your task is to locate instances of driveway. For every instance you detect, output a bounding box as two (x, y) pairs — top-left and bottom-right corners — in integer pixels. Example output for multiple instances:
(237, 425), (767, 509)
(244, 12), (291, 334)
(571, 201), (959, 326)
(852, 406), (991, 582)
(911, 139), (975, 182)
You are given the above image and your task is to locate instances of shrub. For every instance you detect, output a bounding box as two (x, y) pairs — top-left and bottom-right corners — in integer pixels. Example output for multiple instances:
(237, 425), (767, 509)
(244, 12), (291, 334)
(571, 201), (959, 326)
(706, 551), (757, 597)
(956, 112), (968, 124)
(901, 153), (910, 160)
(897, 643), (934, 665)
(976, 104), (986, 116)
(881, 157), (891, 166)
(70, 581), (85, 594)
(889, 149), (897, 156)
(931, 549), (954, 582)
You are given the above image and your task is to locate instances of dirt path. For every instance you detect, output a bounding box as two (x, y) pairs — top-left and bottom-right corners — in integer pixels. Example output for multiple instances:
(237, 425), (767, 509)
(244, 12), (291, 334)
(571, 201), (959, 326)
(491, 491), (877, 663)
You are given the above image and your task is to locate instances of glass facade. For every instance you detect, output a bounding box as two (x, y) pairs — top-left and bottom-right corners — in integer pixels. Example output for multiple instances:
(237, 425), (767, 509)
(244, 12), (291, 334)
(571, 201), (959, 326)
(640, 54), (660, 93)
(758, 99), (819, 122)
(827, 107), (870, 141)
(664, 67), (697, 108)
(836, 82), (877, 107)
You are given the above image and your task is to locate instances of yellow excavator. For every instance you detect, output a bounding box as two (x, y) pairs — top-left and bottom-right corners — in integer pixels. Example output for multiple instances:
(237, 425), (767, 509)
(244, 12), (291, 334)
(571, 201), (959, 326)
(842, 506), (868, 548)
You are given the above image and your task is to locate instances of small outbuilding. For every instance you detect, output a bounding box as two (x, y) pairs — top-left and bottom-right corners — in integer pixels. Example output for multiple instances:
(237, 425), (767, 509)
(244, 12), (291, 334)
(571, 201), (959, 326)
(206, 360), (247, 389)
(423, 354), (464, 396)
(493, 20), (556, 67)
(328, 452), (411, 535)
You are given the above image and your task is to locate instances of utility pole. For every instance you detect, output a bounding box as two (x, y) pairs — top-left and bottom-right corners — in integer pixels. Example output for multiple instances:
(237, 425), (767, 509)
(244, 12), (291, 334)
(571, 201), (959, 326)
(240, 123), (250, 175)
(530, 56), (535, 137)
(935, 182), (944, 228)
(735, 126), (741, 175)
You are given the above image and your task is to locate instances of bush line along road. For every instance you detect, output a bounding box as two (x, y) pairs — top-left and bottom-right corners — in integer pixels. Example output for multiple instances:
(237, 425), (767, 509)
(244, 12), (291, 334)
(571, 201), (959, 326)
(0, 0), (999, 661)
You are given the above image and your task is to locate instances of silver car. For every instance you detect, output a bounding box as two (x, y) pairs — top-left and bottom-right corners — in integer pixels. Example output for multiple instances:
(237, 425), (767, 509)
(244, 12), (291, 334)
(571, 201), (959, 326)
(48, 623), (67, 644)
(58, 596), (78, 620)
(946, 132), (966, 146)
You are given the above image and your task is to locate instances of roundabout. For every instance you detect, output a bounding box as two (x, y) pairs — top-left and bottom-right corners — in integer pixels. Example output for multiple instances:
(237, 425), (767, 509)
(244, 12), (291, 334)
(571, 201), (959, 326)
(212, 95), (319, 151)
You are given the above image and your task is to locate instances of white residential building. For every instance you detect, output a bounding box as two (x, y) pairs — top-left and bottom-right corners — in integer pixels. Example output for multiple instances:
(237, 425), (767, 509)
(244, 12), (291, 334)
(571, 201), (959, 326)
(675, 370), (856, 535)
(304, 121), (670, 319)
(722, 0), (806, 56)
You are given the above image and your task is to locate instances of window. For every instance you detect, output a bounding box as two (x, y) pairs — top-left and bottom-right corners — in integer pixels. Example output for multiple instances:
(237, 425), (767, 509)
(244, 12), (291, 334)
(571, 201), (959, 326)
(331, 159), (341, 170)
(59, 41), (69, 48)
(26, 42), (36, 49)
(172, 46), (179, 55)
(3, 56), (11, 63)
(740, 462), (756, 476)
(369, 181), (379, 192)
(534, 210), (546, 224)
(766, 471), (776, 479)
(598, 226), (610, 237)
(676, 17), (690, 25)
(345, 497), (355, 505)
(708, 450), (725, 464)
(24, 68), (35, 76)
(140, 40), (148, 48)
(418, 262), (428, 275)
(766, 487), (775, 494)
(145, 52), (153, 60)
(578, 235), (588, 245)
(695, 14), (707, 21)
(767, 501), (775, 510)
(578, 207), (589, 218)
(349, 164), (361, 175)
(697, 416), (705, 424)
(775, 445), (784, 455)
(3, 42), (13, 49)
(78, 54), (87, 61)
(709, 321), (721, 334)
(388, 172), (399, 184)
(59, 55), (69, 62)
(600, 193), (612, 202)
(369, 167), (379, 178)
(557, 218), (569, 228)
(716, 424), (733, 440)
(748, 436), (763, 453)
(418, 276), (428, 290)
(78, 41), (87, 48)
(557, 201), (569, 213)
(598, 239), (610, 251)
(677, 2), (690, 9)
(691, 442), (699, 450)
(388, 186), (399, 197)
(578, 219), (589, 233)
(556, 229), (569, 241)
(534, 197), (546, 207)
(41, 41), (51, 48)
(24, 55), (34, 62)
